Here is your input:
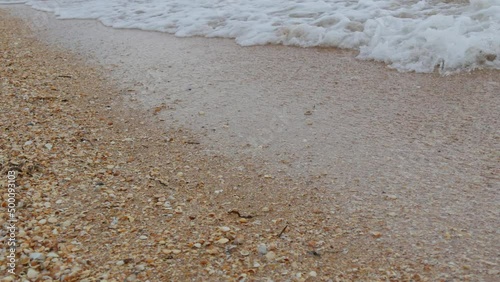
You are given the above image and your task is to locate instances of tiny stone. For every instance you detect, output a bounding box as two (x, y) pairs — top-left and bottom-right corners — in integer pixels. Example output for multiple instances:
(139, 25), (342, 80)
(45, 143), (53, 150)
(268, 243), (277, 251)
(126, 274), (137, 282)
(257, 244), (267, 255)
(261, 207), (270, 212)
(309, 271), (318, 277)
(38, 219), (47, 225)
(56, 199), (63, 204)
(139, 235), (148, 240)
(48, 217), (58, 223)
(116, 260), (125, 266)
(234, 234), (245, 245)
(220, 226), (230, 232)
(485, 54), (497, 61)
(217, 238), (229, 244)
(27, 268), (39, 279)
(386, 195), (398, 200)
(29, 253), (45, 261)
(265, 251), (276, 261)
(194, 243), (202, 248)
(206, 248), (219, 255)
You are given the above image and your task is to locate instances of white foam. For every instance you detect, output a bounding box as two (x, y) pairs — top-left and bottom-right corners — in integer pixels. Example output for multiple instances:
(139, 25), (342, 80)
(3, 0), (499, 73)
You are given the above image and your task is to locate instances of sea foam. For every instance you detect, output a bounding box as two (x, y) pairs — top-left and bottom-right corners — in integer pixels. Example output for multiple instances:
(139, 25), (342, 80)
(3, 0), (500, 73)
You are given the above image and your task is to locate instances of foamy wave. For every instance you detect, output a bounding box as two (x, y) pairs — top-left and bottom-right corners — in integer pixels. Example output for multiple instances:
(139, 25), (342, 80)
(3, 0), (500, 73)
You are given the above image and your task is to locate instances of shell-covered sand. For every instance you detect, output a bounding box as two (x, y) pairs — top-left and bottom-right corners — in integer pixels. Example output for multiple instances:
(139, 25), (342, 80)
(1, 9), (499, 282)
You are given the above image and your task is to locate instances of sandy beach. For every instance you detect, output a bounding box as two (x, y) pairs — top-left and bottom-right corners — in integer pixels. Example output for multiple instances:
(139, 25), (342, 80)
(1, 5), (499, 282)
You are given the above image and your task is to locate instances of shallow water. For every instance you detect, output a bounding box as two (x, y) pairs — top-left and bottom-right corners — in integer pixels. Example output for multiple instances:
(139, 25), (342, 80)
(2, 0), (499, 73)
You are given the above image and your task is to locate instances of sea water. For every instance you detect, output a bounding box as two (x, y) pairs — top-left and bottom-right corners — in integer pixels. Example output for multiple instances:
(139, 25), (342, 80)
(2, 0), (499, 74)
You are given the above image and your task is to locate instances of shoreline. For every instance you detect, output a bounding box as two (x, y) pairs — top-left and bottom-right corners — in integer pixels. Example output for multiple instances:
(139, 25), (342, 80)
(1, 6), (499, 281)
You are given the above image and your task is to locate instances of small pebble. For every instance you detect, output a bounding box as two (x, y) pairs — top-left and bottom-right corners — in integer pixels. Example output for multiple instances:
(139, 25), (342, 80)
(257, 244), (267, 255)
(217, 238), (229, 244)
(234, 234), (245, 245)
(27, 268), (39, 279)
(265, 251), (276, 261)
(386, 195), (398, 200)
(29, 253), (45, 261)
(206, 248), (219, 255)
(48, 217), (58, 223)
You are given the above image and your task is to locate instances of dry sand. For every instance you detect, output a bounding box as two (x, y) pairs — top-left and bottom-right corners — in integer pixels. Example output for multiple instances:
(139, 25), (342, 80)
(1, 5), (499, 282)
